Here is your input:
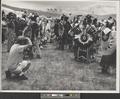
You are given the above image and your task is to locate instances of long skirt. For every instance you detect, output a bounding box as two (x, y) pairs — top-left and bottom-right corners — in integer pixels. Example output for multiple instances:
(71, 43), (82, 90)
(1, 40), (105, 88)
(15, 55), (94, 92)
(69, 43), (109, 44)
(100, 50), (116, 68)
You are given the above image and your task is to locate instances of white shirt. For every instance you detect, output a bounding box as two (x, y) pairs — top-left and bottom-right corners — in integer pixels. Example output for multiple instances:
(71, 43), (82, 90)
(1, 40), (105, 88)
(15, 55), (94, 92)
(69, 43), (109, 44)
(7, 37), (32, 71)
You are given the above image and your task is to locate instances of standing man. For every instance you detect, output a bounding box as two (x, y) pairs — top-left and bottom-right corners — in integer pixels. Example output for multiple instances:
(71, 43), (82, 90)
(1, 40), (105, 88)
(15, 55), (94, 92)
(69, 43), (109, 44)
(60, 15), (71, 50)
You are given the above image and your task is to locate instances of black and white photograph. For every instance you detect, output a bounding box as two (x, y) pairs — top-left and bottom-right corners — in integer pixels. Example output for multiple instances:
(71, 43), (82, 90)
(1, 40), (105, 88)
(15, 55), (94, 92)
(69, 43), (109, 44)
(1, 0), (119, 92)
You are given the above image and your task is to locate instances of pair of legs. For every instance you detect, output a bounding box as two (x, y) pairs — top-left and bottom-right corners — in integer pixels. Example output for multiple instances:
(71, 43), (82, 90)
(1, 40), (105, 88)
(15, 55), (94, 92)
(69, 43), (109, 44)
(6, 60), (31, 80)
(101, 65), (109, 74)
(32, 43), (42, 59)
(32, 37), (42, 59)
(59, 37), (67, 50)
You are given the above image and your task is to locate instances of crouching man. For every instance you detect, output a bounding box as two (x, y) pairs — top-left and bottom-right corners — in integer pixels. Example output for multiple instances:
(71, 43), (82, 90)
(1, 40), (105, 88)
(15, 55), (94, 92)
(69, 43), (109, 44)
(5, 36), (32, 80)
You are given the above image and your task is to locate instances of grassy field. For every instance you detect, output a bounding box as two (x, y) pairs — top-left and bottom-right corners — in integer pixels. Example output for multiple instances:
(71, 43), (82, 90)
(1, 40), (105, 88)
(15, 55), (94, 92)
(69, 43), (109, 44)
(2, 43), (116, 90)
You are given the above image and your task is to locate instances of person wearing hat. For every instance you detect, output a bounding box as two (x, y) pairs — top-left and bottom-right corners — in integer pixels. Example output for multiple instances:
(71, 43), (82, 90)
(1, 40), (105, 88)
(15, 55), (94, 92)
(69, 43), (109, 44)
(5, 36), (32, 80)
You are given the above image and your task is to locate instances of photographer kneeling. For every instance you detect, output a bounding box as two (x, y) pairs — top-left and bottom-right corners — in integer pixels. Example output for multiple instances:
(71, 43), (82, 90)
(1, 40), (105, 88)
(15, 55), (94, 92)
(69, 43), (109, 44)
(5, 36), (32, 80)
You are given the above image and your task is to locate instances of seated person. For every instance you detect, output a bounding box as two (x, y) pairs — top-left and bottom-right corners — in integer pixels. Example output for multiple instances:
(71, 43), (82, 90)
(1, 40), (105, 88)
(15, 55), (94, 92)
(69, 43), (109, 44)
(5, 36), (32, 80)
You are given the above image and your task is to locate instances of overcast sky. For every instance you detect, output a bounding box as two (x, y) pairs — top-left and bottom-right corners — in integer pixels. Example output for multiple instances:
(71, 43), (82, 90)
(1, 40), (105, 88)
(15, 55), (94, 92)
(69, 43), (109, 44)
(2, 0), (118, 15)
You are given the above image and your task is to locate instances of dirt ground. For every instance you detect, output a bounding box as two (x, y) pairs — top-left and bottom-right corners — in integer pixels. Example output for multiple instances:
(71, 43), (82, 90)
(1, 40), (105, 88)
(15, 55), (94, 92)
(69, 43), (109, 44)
(1, 43), (116, 90)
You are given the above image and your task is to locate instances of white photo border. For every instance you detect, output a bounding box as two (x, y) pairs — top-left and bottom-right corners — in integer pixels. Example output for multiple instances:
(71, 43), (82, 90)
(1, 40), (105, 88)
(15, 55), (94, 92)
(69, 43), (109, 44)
(0, 0), (120, 93)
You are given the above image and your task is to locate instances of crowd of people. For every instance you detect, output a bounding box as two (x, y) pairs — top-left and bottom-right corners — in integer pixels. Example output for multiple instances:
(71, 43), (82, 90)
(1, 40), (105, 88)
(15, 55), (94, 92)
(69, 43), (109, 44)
(2, 9), (116, 80)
